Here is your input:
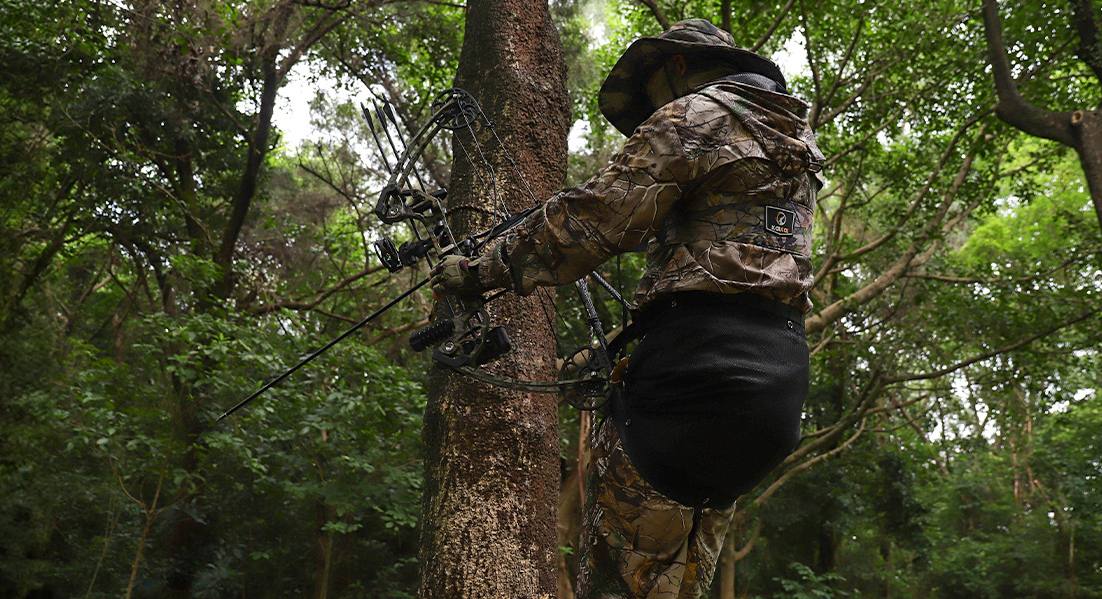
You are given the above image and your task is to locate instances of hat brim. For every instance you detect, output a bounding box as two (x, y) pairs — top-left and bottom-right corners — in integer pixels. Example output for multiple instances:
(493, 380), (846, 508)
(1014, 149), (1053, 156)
(598, 37), (786, 137)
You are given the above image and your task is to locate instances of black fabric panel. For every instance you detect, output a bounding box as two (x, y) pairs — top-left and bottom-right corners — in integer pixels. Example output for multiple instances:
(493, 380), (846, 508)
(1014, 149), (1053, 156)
(611, 292), (809, 508)
(725, 72), (788, 94)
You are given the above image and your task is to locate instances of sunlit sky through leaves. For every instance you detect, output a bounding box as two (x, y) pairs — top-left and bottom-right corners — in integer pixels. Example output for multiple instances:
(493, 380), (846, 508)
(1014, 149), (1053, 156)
(274, 28), (809, 151)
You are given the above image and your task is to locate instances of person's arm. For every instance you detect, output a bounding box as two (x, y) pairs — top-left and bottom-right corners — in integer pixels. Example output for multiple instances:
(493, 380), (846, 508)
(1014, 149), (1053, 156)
(479, 99), (702, 295)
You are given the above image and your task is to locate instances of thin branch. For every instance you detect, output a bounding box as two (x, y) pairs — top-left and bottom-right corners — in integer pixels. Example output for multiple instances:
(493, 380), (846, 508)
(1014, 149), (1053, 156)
(109, 458), (142, 508)
(298, 159), (375, 261)
(806, 124), (987, 334)
(634, 0), (670, 30)
(814, 59), (896, 129)
(277, 10), (352, 81)
(750, 0), (797, 52)
(886, 307), (1101, 384)
(294, 0), (352, 8)
(417, 0), (466, 7)
(732, 519), (763, 562)
(865, 393), (929, 416)
(832, 118), (976, 262)
(808, 327), (835, 356)
(250, 265), (382, 315)
(800, 3), (824, 124)
(366, 317), (431, 344)
(1070, 0), (1102, 86)
(821, 16), (864, 108)
(85, 495), (119, 598)
(753, 415), (868, 509)
(903, 252), (1094, 285)
(981, 0), (1076, 145)
(785, 371), (883, 463)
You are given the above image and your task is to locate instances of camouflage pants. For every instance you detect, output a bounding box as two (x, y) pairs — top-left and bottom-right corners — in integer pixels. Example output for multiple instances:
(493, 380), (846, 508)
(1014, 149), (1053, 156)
(576, 418), (736, 599)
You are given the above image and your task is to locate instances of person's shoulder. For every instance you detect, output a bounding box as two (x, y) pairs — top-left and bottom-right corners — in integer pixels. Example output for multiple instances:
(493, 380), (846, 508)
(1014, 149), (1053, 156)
(696, 81), (812, 115)
(650, 89), (728, 127)
(633, 90), (734, 148)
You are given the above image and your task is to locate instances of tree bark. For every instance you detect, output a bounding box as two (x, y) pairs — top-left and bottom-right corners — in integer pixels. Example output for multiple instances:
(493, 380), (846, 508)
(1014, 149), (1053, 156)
(718, 535), (736, 599)
(1072, 111), (1102, 228)
(417, 1), (570, 598)
(214, 64), (280, 299)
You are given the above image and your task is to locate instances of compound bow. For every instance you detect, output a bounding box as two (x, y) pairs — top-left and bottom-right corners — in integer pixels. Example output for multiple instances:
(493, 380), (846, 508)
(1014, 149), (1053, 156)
(218, 88), (627, 421)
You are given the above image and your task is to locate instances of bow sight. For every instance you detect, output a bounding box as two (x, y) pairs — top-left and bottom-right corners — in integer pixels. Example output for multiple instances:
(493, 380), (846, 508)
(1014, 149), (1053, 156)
(218, 88), (626, 422)
(364, 88), (518, 372)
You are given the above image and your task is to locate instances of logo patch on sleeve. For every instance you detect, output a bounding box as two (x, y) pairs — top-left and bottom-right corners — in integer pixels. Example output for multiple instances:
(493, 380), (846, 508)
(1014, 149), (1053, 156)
(765, 206), (796, 236)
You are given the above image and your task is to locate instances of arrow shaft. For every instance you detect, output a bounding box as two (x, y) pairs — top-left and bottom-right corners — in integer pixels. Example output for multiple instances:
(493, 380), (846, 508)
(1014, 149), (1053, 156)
(218, 277), (431, 421)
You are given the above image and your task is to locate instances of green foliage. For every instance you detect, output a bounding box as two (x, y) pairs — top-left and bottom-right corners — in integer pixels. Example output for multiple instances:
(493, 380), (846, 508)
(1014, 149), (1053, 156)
(768, 563), (851, 599)
(1, 305), (426, 596)
(2, 0), (1101, 597)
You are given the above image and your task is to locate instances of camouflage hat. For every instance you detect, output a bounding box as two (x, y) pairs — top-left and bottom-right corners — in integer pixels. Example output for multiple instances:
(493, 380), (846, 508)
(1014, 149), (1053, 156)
(598, 19), (786, 136)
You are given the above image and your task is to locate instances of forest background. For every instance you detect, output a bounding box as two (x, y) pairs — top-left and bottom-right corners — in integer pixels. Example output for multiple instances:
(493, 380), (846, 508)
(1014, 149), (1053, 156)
(1, 0), (1100, 597)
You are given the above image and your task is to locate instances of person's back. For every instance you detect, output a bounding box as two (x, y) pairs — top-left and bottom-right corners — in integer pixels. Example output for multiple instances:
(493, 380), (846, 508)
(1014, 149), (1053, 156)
(630, 79), (821, 311)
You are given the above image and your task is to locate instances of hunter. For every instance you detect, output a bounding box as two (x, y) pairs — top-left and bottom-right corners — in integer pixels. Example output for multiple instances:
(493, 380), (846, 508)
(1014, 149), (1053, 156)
(433, 18), (823, 598)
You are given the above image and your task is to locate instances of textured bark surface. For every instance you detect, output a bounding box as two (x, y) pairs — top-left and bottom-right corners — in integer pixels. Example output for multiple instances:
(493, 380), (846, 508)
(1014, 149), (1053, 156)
(1072, 111), (1102, 230)
(417, 1), (570, 598)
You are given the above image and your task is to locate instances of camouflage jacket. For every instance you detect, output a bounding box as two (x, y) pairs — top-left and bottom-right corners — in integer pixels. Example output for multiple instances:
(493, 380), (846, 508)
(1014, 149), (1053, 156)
(478, 80), (824, 312)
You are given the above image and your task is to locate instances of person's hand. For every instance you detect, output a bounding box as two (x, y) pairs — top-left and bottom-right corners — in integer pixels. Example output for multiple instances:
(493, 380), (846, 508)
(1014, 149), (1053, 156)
(430, 255), (484, 297)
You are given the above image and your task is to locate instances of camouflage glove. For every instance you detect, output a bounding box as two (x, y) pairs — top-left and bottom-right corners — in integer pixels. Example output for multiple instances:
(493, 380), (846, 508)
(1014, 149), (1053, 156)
(430, 255), (484, 297)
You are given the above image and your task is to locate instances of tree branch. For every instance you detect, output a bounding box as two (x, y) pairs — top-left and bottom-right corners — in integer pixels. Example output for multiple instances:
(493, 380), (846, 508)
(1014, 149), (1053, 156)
(635, 0), (670, 30)
(903, 252), (1094, 285)
(1070, 0), (1102, 85)
(277, 10), (351, 81)
(813, 59), (895, 129)
(807, 125), (987, 333)
(750, 0), (797, 52)
(821, 16), (864, 108)
(639, 0), (670, 29)
(250, 265), (382, 315)
(828, 112), (984, 266)
(800, 3), (823, 125)
(981, 0), (1076, 145)
(366, 317), (432, 344)
(753, 414), (868, 509)
(214, 64), (280, 296)
(885, 307), (1101, 384)
(805, 371), (880, 441)
(732, 519), (762, 562)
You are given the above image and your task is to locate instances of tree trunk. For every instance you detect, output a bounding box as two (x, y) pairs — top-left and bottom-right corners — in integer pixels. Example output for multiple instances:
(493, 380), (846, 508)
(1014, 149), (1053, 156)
(718, 538), (736, 599)
(125, 474), (163, 599)
(1072, 111), (1102, 231)
(816, 521), (836, 573)
(417, 1), (570, 598)
(313, 503), (336, 599)
(314, 431), (336, 599)
(880, 538), (892, 598)
(164, 376), (206, 598)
